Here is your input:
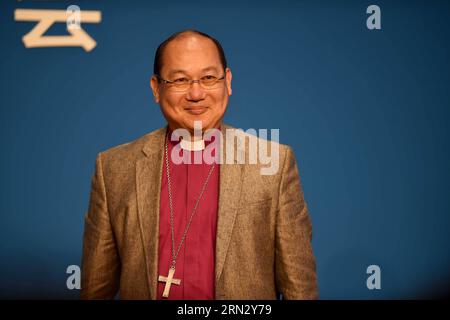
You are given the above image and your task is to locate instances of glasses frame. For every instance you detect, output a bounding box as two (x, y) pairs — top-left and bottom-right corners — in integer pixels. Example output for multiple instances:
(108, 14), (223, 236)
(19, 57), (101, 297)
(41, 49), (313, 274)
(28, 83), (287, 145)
(156, 74), (226, 91)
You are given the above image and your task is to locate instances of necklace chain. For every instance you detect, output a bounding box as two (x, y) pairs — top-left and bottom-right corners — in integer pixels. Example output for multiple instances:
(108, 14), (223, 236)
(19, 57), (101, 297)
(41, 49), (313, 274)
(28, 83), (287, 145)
(164, 133), (216, 269)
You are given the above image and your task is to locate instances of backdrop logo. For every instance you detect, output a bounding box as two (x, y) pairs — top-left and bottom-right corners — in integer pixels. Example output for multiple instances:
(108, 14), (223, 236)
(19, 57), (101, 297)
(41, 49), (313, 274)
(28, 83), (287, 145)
(14, 6), (102, 52)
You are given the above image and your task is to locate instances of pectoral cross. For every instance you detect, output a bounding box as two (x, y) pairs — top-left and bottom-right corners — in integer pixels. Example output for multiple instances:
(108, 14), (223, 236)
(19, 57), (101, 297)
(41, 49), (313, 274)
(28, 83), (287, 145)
(158, 267), (181, 298)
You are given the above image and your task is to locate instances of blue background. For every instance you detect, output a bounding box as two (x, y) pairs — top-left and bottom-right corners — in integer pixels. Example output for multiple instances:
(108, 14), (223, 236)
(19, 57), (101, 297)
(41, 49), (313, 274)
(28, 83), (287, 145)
(0, 0), (449, 299)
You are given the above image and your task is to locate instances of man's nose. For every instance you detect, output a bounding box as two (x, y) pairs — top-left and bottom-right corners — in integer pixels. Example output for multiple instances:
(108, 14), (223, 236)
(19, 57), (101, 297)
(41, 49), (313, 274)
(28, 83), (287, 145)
(186, 82), (206, 101)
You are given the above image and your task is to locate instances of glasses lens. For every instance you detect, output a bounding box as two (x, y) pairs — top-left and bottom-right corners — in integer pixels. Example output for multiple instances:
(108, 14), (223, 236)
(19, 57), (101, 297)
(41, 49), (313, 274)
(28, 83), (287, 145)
(165, 76), (224, 92)
(171, 78), (190, 91)
(200, 76), (218, 88)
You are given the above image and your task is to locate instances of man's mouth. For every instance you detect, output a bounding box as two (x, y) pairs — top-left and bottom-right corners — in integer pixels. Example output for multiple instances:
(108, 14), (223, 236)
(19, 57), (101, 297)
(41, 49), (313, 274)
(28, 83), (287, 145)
(184, 106), (208, 115)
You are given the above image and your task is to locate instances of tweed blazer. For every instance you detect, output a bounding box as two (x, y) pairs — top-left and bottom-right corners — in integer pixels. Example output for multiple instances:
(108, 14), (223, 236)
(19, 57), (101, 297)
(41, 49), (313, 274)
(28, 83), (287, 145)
(81, 124), (318, 299)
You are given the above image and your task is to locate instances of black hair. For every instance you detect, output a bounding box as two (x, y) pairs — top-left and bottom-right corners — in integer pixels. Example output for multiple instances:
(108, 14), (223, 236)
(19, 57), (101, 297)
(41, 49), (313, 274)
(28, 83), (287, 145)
(153, 29), (227, 77)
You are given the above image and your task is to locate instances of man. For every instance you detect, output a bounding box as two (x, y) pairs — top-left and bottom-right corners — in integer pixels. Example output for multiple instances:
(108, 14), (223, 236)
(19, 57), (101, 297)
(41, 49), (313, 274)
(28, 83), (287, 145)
(81, 29), (318, 299)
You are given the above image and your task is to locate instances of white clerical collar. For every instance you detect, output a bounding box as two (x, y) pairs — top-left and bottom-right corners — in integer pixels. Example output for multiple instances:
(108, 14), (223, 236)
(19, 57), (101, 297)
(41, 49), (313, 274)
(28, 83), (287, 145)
(180, 138), (205, 151)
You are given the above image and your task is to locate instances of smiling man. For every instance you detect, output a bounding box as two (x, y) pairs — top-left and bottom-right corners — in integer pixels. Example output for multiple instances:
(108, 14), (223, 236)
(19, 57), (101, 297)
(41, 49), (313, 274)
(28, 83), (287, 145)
(151, 31), (231, 133)
(81, 29), (318, 300)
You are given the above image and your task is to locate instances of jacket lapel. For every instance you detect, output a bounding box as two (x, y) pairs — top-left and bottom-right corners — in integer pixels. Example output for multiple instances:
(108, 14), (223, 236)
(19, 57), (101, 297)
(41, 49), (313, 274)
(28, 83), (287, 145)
(135, 127), (166, 299)
(215, 125), (243, 284)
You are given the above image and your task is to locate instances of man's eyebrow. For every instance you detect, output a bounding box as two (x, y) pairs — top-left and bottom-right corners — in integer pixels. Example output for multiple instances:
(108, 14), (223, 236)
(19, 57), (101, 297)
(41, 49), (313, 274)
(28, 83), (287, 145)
(168, 69), (187, 77)
(202, 66), (219, 72)
(167, 66), (220, 77)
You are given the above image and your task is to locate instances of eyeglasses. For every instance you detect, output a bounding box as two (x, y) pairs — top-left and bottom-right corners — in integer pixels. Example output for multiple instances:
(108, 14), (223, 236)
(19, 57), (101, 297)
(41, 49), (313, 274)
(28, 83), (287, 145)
(156, 74), (225, 92)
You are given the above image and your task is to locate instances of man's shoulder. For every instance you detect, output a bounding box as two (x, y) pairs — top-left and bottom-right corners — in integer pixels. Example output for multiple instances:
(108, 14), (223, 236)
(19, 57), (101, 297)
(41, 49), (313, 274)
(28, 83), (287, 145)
(98, 127), (165, 165)
(224, 125), (291, 154)
(222, 125), (293, 178)
(95, 124), (293, 170)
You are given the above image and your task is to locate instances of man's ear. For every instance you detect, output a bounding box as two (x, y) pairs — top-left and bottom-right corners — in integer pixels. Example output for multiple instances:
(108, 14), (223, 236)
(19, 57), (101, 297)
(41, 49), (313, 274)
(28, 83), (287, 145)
(150, 75), (160, 103)
(225, 68), (232, 96)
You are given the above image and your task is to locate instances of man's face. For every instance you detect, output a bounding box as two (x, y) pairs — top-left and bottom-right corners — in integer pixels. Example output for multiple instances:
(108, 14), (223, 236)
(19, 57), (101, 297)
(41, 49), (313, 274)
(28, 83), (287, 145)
(150, 34), (232, 133)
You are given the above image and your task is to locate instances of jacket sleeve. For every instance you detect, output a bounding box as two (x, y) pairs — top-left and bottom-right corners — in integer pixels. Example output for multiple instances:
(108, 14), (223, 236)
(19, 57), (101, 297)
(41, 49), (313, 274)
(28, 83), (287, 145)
(275, 146), (318, 299)
(80, 153), (120, 299)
